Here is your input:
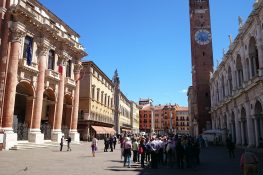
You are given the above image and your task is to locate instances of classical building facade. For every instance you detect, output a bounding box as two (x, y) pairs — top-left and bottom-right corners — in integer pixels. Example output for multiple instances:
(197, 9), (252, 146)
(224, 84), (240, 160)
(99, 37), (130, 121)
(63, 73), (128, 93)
(0, 0), (87, 149)
(210, 0), (263, 147)
(79, 66), (137, 138)
(189, 0), (214, 133)
(78, 61), (115, 140)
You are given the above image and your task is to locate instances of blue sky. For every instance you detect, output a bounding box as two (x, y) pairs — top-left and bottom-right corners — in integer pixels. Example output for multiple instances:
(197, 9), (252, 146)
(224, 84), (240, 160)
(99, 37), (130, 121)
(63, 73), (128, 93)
(39, 0), (254, 106)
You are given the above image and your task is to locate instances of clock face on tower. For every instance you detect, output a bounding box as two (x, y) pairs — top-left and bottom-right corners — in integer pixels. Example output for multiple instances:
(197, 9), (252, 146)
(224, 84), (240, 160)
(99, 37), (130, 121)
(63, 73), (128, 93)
(195, 29), (211, 45)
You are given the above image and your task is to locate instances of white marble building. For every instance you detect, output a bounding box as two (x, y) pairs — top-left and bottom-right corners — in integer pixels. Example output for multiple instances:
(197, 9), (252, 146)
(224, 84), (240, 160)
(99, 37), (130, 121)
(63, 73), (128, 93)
(210, 0), (263, 147)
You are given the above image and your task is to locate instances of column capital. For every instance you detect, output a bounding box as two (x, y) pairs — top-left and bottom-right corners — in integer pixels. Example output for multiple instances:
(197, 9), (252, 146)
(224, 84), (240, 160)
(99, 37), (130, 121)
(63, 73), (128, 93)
(57, 50), (71, 66)
(74, 62), (82, 73)
(10, 22), (26, 43)
(36, 37), (50, 57)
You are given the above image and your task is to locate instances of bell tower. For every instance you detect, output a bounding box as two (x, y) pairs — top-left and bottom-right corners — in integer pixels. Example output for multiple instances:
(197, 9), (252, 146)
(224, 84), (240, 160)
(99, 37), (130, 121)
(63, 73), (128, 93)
(189, 0), (213, 133)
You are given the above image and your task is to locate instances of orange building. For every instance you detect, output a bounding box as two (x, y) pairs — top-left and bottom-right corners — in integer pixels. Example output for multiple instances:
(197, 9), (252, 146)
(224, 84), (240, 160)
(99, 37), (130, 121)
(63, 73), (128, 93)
(139, 103), (188, 135)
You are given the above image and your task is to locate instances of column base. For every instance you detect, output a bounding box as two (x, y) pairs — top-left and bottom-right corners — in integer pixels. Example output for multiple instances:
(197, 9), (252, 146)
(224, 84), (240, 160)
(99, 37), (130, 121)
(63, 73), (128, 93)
(3, 129), (17, 150)
(69, 130), (80, 143)
(28, 129), (44, 144)
(51, 130), (63, 143)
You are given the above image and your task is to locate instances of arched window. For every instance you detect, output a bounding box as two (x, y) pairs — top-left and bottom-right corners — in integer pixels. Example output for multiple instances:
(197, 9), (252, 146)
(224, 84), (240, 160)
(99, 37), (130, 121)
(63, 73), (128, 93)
(236, 55), (243, 88)
(48, 50), (55, 70)
(249, 37), (259, 77)
(66, 60), (72, 77)
(228, 66), (233, 95)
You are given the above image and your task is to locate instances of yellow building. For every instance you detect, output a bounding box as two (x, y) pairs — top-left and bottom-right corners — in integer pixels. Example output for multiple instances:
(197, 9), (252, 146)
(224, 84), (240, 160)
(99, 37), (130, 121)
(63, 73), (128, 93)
(79, 61), (115, 140)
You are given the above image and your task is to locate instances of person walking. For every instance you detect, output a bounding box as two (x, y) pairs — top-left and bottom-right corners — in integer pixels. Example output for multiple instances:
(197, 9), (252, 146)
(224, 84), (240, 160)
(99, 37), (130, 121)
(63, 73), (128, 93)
(113, 135), (117, 149)
(60, 136), (64, 151)
(66, 136), (72, 151)
(91, 137), (98, 157)
(123, 137), (132, 168)
(240, 149), (259, 175)
(132, 138), (139, 163)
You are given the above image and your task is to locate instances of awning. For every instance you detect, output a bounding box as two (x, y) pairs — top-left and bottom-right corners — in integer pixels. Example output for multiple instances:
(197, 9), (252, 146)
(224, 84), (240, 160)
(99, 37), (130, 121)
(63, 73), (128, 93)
(91, 125), (106, 134)
(102, 127), (116, 134)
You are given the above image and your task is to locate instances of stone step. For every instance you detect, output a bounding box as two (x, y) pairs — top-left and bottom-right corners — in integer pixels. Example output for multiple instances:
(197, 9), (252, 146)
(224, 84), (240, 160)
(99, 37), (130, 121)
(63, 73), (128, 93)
(10, 141), (60, 150)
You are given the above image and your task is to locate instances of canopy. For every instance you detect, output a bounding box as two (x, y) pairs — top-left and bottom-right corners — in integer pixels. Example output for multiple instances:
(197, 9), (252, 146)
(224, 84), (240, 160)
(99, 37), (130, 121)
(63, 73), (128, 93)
(91, 125), (106, 134)
(91, 125), (116, 134)
(102, 127), (116, 134)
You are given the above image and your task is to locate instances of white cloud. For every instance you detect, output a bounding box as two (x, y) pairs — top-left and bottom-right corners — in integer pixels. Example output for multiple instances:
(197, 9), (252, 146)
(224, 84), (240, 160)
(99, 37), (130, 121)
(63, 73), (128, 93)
(180, 89), (187, 93)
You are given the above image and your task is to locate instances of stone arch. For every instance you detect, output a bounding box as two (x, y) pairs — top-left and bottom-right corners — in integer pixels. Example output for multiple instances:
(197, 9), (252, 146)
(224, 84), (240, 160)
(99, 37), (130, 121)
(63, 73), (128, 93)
(231, 111), (236, 143)
(241, 106), (248, 145)
(248, 37), (259, 77)
(62, 94), (73, 137)
(236, 54), (244, 88)
(41, 88), (56, 140)
(14, 81), (35, 140)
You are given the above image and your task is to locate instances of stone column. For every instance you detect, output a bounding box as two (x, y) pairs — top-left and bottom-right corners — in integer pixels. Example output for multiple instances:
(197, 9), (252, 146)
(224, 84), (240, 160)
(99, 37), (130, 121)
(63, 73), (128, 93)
(2, 22), (25, 150)
(254, 118), (259, 147)
(69, 62), (82, 142)
(28, 38), (49, 144)
(25, 97), (35, 129)
(246, 117), (255, 147)
(51, 57), (66, 142)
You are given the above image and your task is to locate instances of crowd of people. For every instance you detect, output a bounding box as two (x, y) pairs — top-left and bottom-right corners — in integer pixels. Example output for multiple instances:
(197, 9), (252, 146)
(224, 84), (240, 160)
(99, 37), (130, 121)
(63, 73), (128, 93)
(118, 134), (204, 169)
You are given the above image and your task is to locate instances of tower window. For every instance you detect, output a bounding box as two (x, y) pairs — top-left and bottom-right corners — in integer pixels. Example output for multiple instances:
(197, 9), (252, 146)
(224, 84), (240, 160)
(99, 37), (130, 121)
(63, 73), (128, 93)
(203, 52), (205, 56)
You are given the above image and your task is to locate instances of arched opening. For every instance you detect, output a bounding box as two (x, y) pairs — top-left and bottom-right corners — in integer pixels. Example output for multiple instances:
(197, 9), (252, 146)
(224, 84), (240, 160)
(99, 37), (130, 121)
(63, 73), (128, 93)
(14, 81), (34, 140)
(255, 101), (263, 144)
(228, 66), (233, 95)
(236, 55), (243, 88)
(61, 94), (73, 138)
(241, 107), (248, 145)
(231, 111), (236, 143)
(249, 37), (259, 77)
(221, 76), (225, 97)
(40, 89), (56, 140)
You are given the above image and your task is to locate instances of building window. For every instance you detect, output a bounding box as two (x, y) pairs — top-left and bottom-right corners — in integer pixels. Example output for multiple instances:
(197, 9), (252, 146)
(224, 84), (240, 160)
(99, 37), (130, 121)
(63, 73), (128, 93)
(101, 91), (104, 104)
(23, 36), (33, 65)
(92, 85), (95, 100)
(48, 50), (55, 70)
(66, 60), (72, 77)
(97, 88), (100, 102)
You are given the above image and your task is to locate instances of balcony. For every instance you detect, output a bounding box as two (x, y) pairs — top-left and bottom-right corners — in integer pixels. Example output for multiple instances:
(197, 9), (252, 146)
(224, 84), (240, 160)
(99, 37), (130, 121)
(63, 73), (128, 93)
(65, 77), (76, 87)
(45, 69), (60, 81)
(18, 58), (38, 74)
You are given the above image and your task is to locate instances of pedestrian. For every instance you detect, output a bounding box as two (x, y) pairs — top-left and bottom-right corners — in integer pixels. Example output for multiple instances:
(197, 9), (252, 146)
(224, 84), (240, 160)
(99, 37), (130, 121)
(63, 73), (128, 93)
(132, 138), (139, 163)
(226, 139), (235, 158)
(139, 138), (146, 168)
(66, 136), (72, 151)
(123, 137), (132, 168)
(113, 135), (117, 149)
(104, 137), (109, 152)
(91, 137), (98, 157)
(60, 136), (64, 151)
(240, 149), (259, 175)
(109, 136), (113, 152)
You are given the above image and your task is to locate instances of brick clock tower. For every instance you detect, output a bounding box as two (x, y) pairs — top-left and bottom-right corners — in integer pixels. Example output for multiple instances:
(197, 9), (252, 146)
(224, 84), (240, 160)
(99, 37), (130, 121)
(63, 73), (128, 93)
(189, 0), (213, 133)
